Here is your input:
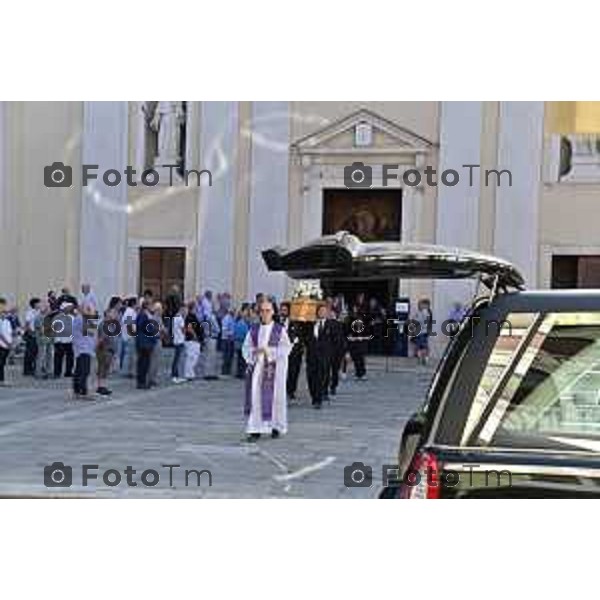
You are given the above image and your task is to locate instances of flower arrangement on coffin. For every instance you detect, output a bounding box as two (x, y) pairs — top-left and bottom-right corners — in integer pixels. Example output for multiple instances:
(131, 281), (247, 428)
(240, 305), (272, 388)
(290, 280), (323, 322)
(292, 280), (323, 300)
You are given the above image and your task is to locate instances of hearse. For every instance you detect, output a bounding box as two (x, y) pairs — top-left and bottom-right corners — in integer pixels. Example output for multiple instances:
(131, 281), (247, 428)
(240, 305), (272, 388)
(264, 231), (600, 498)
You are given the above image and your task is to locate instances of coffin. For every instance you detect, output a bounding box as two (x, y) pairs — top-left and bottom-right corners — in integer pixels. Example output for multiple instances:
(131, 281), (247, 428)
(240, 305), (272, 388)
(290, 298), (319, 322)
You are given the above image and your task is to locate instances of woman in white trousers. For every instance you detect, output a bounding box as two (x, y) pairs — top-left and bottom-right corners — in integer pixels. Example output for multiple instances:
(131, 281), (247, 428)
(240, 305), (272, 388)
(183, 302), (202, 380)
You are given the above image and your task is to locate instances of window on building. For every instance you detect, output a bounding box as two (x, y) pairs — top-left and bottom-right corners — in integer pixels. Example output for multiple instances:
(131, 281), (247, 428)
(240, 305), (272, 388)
(552, 255), (600, 289)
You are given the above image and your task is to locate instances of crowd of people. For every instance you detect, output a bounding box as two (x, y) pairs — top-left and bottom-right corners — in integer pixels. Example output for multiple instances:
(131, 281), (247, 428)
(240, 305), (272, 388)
(0, 284), (449, 405)
(0, 285), (370, 395)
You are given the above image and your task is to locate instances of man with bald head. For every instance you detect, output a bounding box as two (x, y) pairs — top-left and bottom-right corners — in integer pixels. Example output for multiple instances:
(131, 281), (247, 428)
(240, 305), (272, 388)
(242, 299), (292, 441)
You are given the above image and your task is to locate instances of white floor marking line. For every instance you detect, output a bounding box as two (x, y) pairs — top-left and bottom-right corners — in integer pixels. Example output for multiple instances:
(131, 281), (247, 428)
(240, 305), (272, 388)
(256, 447), (289, 473)
(273, 456), (336, 482)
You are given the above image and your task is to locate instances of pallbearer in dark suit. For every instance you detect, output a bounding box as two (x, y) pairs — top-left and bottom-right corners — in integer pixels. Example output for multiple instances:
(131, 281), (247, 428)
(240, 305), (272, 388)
(278, 302), (304, 401)
(306, 304), (334, 409)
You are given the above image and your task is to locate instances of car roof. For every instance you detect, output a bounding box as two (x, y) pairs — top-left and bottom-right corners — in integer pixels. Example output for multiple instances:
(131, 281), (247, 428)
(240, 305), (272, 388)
(263, 231), (525, 290)
(489, 289), (600, 312)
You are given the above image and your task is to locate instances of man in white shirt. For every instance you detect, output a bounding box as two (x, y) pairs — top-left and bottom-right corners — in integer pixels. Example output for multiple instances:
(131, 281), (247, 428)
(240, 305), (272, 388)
(0, 298), (14, 385)
(80, 283), (98, 315)
(171, 305), (186, 383)
(201, 291), (213, 320)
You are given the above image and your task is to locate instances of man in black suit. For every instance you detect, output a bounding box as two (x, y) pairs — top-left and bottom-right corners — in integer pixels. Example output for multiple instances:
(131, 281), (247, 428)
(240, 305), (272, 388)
(306, 304), (334, 409)
(326, 307), (347, 397)
(278, 302), (304, 401)
(345, 304), (370, 381)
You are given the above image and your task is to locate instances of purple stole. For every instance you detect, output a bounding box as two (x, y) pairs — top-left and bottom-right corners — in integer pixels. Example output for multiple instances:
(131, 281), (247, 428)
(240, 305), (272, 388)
(244, 323), (283, 421)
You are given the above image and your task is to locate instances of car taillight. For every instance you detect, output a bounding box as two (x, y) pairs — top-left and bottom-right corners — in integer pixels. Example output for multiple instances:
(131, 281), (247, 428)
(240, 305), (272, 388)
(405, 452), (441, 499)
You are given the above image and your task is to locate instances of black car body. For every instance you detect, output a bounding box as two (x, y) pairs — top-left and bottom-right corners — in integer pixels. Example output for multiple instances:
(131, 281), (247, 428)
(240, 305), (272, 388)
(264, 231), (600, 498)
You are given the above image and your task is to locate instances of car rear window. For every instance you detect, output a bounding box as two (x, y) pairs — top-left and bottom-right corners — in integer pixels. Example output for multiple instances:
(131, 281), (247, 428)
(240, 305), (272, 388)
(463, 312), (600, 452)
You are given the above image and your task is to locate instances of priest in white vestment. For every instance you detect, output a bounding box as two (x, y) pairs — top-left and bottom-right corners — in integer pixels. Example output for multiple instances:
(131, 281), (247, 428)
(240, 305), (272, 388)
(242, 300), (292, 441)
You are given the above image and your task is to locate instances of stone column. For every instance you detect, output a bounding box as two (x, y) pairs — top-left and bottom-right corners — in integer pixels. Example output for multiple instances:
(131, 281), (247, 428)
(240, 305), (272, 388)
(232, 102), (253, 302)
(478, 101), (500, 254)
(0, 101), (13, 299)
(247, 102), (290, 300)
(80, 101), (129, 310)
(196, 101), (238, 295)
(494, 102), (545, 287)
(434, 101), (483, 333)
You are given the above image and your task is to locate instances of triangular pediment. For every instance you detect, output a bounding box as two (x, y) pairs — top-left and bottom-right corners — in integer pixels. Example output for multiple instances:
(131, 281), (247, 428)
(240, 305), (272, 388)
(292, 108), (433, 153)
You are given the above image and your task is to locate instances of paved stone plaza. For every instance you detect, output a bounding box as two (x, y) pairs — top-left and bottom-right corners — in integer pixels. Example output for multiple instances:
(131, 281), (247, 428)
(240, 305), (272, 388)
(0, 354), (433, 498)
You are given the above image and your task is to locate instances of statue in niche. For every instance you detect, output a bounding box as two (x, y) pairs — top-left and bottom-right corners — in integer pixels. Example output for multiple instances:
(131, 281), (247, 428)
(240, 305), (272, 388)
(142, 101), (187, 177)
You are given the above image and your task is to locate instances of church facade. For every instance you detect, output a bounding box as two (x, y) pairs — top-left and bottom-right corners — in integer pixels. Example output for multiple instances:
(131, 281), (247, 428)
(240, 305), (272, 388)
(1, 101), (599, 322)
